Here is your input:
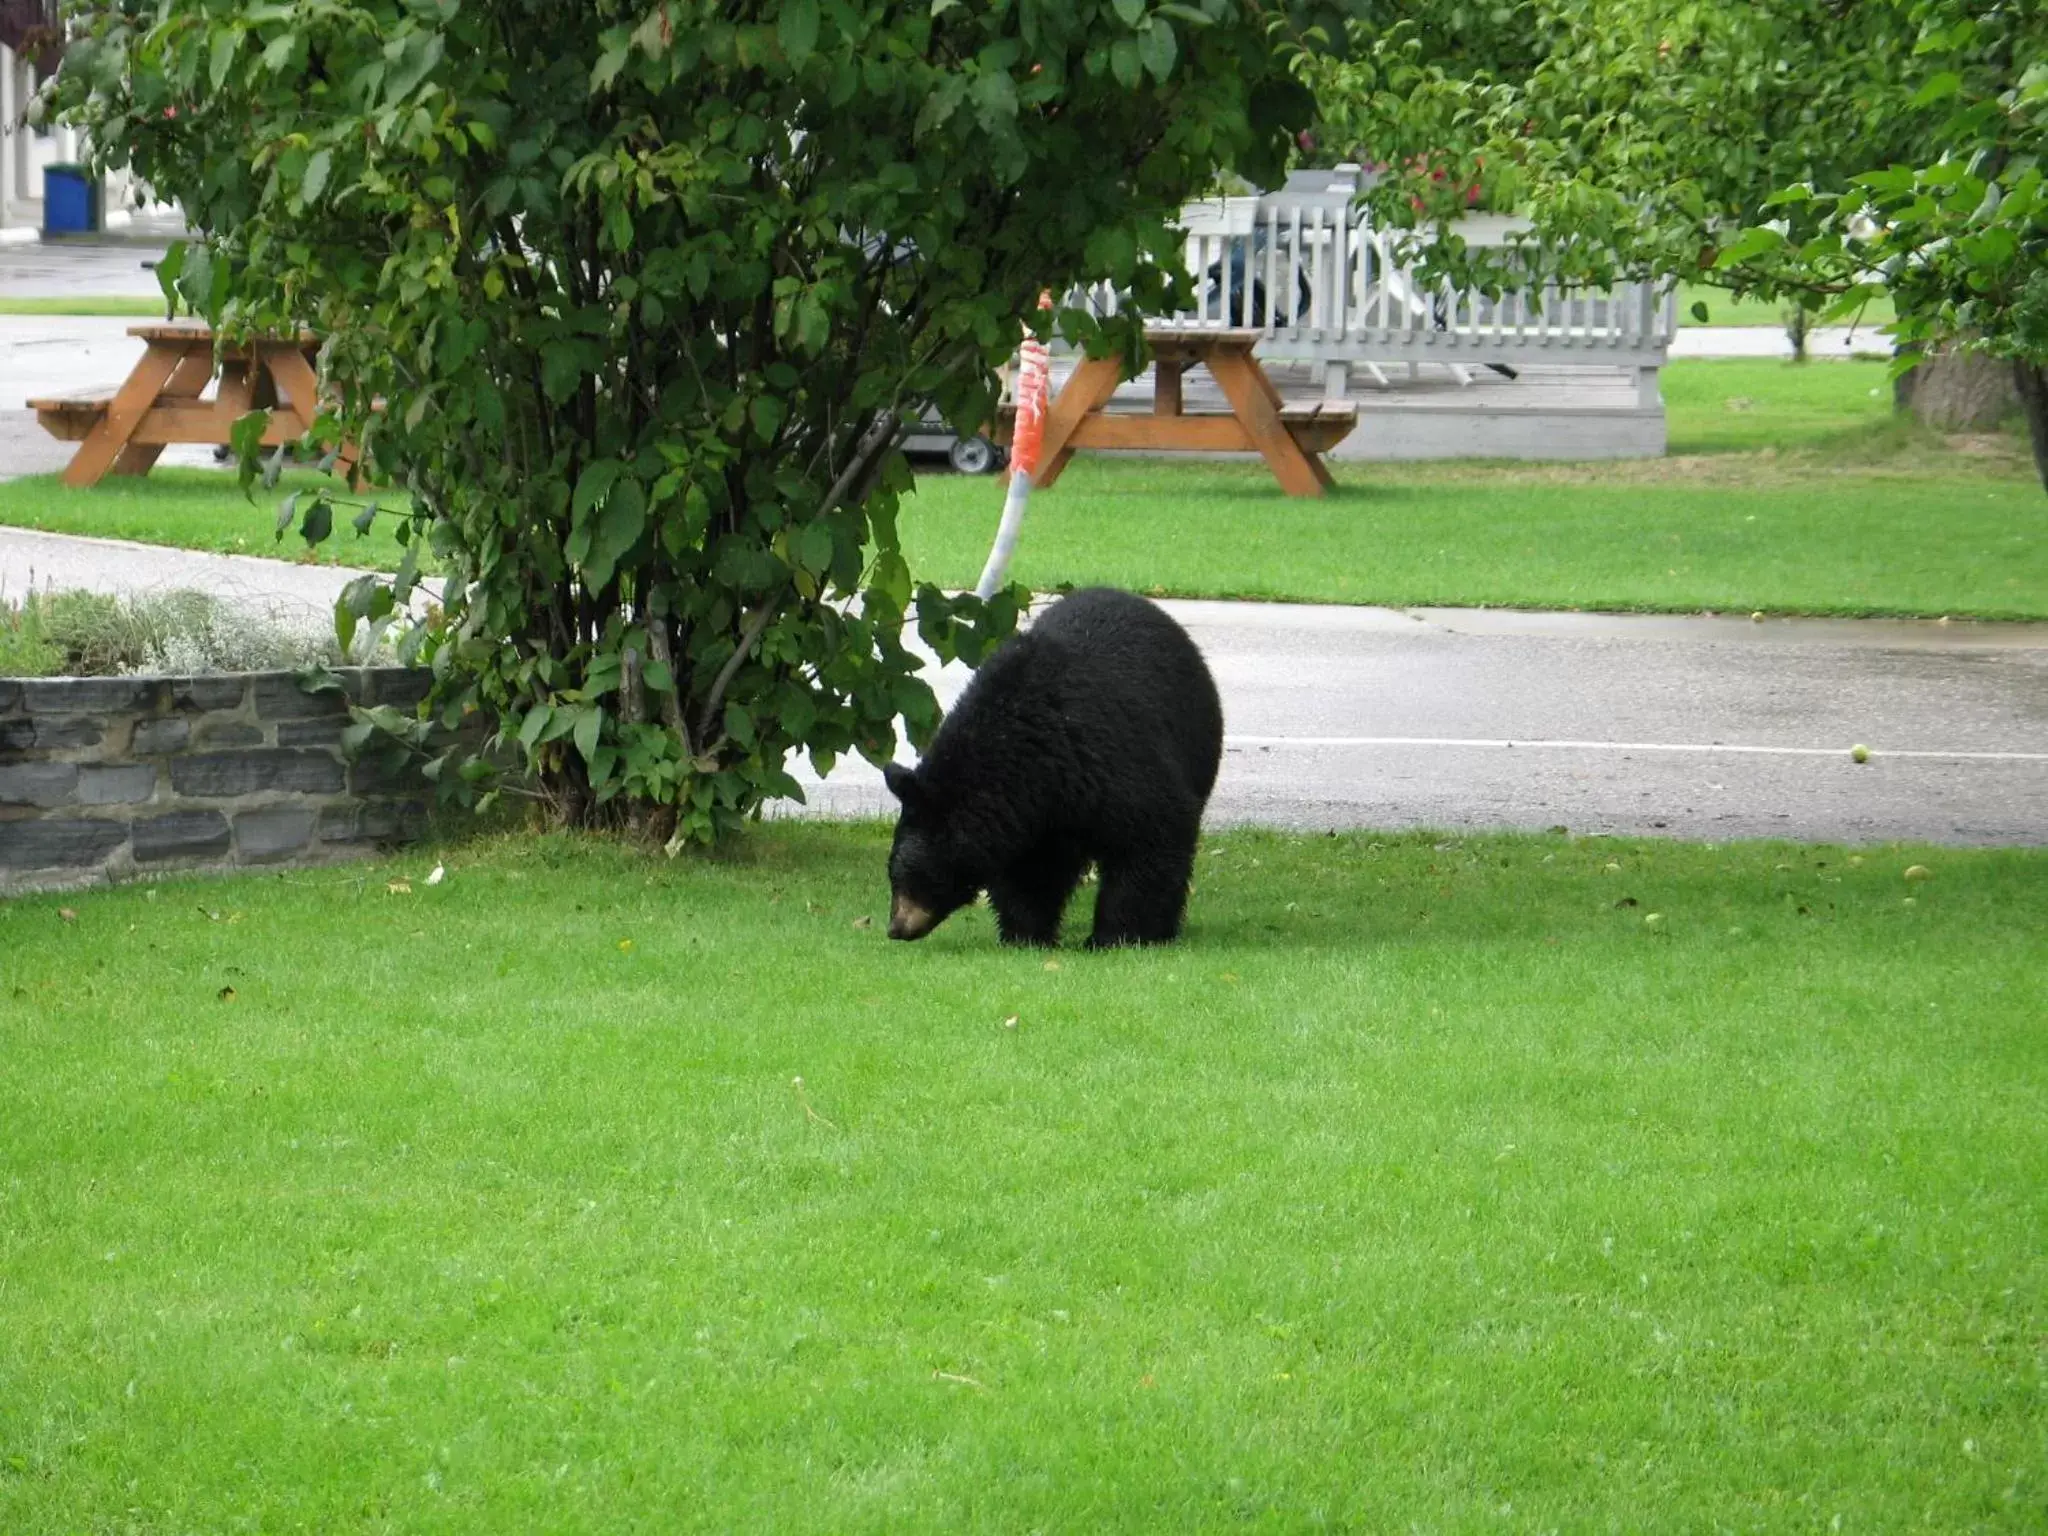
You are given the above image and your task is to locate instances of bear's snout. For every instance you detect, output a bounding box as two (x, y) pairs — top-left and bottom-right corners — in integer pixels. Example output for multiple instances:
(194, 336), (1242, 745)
(887, 893), (938, 941)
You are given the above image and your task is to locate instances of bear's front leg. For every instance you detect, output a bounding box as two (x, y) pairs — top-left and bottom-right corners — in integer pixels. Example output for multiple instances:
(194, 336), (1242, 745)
(987, 843), (1089, 947)
(1088, 842), (1197, 948)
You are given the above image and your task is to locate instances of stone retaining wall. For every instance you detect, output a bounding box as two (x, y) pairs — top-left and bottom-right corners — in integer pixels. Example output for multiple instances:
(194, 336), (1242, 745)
(1, 667), (440, 896)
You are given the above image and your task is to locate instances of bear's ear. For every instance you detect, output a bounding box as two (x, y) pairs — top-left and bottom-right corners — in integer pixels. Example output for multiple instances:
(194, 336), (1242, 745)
(882, 762), (924, 806)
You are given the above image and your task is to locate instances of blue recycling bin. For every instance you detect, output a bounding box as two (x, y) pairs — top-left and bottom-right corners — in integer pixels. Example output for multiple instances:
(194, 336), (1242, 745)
(43, 165), (100, 235)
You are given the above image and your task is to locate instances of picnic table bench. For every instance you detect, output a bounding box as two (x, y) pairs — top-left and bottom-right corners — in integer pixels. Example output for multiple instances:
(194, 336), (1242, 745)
(1007, 325), (1357, 497)
(30, 321), (347, 489)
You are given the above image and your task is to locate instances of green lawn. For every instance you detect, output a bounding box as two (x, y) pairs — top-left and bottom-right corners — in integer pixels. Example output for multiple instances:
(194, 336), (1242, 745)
(0, 296), (171, 318)
(3, 361), (2040, 618)
(1662, 355), (1909, 453)
(1675, 283), (1897, 332)
(0, 467), (415, 571)
(2, 824), (2042, 1530)
(902, 361), (2042, 618)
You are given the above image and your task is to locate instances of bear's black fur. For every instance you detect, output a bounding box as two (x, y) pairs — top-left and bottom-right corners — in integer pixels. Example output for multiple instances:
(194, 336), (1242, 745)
(884, 586), (1223, 948)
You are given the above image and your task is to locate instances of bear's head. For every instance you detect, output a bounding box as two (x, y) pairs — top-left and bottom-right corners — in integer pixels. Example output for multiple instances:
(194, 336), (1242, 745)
(882, 762), (979, 941)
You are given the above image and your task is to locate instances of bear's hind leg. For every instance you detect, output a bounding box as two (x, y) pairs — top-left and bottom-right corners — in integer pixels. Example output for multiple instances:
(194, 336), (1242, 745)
(1088, 836), (1198, 948)
(988, 841), (1089, 947)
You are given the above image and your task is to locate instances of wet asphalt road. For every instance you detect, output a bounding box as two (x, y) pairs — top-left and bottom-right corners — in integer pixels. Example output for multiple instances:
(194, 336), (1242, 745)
(786, 600), (2048, 847)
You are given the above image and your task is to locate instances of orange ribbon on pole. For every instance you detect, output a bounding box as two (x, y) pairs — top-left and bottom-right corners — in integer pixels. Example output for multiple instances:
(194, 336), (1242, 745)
(975, 292), (1055, 599)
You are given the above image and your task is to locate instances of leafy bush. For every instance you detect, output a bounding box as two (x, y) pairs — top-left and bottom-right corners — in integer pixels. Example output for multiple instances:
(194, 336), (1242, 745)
(0, 591), (65, 677)
(54, 0), (1335, 843)
(0, 588), (382, 678)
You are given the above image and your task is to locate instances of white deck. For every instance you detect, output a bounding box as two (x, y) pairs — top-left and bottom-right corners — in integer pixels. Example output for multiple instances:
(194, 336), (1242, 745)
(1054, 356), (1665, 463)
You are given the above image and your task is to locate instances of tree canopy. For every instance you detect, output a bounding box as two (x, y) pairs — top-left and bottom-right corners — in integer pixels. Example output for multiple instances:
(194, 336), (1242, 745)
(1301, 0), (1935, 287)
(1301, 0), (2048, 487)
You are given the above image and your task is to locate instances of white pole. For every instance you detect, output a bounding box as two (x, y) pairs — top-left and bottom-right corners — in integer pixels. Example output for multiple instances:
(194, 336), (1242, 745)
(0, 46), (16, 226)
(974, 470), (1033, 600)
(972, 313), (1052, 600)
(13, 54), (33, 211)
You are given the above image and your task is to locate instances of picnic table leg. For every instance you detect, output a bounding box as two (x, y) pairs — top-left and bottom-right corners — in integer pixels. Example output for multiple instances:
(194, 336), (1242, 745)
(61, 342), (190, 489)
(1155, 359), (1184, 417)
(1205, 347), (1333, 496)
(262, 344), (323, 430)
(214, 359), (255, 420)
(1220, 348), (1335, 493)
(1230, 346), (1335, 491)
(109, 347), (215, 478)
(1034, 355), (1125, 490)
(264, 344), (362, 480)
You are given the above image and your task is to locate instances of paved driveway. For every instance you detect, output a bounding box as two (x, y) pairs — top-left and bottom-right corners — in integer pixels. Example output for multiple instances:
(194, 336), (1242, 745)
(788, 600), (2048, 847)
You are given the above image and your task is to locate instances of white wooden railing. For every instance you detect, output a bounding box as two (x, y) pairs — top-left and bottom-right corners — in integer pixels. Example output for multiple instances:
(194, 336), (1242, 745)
(1064, 169), (1677, 402)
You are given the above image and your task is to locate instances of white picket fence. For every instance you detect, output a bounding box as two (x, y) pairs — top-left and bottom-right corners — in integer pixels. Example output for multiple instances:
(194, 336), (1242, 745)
(1071, 172), (1677, 404)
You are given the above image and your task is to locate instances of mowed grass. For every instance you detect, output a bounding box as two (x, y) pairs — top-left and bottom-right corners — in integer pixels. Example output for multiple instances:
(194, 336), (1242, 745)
(1675, 282), (1898, 331)
(3, 361), (2040, 617)
(0, 467), (416, 571)
(1, 824), (2042, 1530)
(0, 296), (168, 317)
(1661, 355), (1911, 454)
(904, 361), (2044, 617)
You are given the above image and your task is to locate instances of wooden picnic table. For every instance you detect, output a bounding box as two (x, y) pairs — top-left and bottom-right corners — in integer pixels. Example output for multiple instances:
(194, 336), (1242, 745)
(1024, 325), (1357, 497)
(30, 321), (342, 489)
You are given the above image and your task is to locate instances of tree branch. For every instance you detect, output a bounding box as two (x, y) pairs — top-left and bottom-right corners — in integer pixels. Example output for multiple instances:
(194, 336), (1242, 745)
(692, 407), (901, 743)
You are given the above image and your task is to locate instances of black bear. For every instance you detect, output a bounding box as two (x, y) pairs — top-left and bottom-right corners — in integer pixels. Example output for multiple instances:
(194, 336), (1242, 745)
(883, 586), (1224, 948)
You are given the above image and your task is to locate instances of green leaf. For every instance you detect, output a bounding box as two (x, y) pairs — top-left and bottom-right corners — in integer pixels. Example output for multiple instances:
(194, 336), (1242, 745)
(871, 549), (912, 613)
(970, 66), (1018, 131)
(1109, 39), (1142, 90)
(230, 408), (268, 464)
(301, 493), (333, 547)
(778, 0), (819, 66)
(300, 147), (332, 205)
(1912, 71), (1962, 107)
(584, 476), (647, 589)
(352, 499), (380, 536)
(541, 344), (583, 403)
(722, 701), (756, 748)
(749, 395), (786, 443)
(915, 75), (969, 139)
(275, 491), (300, 539)
(519, 704), (554, 749)
(392, 542), (420, 602)
(1138, 18), (1177, 80)
(798, 521), (835, 576)
(174, 245), (214, 318)
(572, 706), (603, 764)
(1957, 226), (2019, 268)
(209, 26), (241, 89)
(335, 573), (380, 654)
(1715, 226), (1787, 268)
(1690, 301), (1710, 323)
(573, 459), (624, 521)
(153, 242), (187, 311)
(1111, 0), (1145, 25)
